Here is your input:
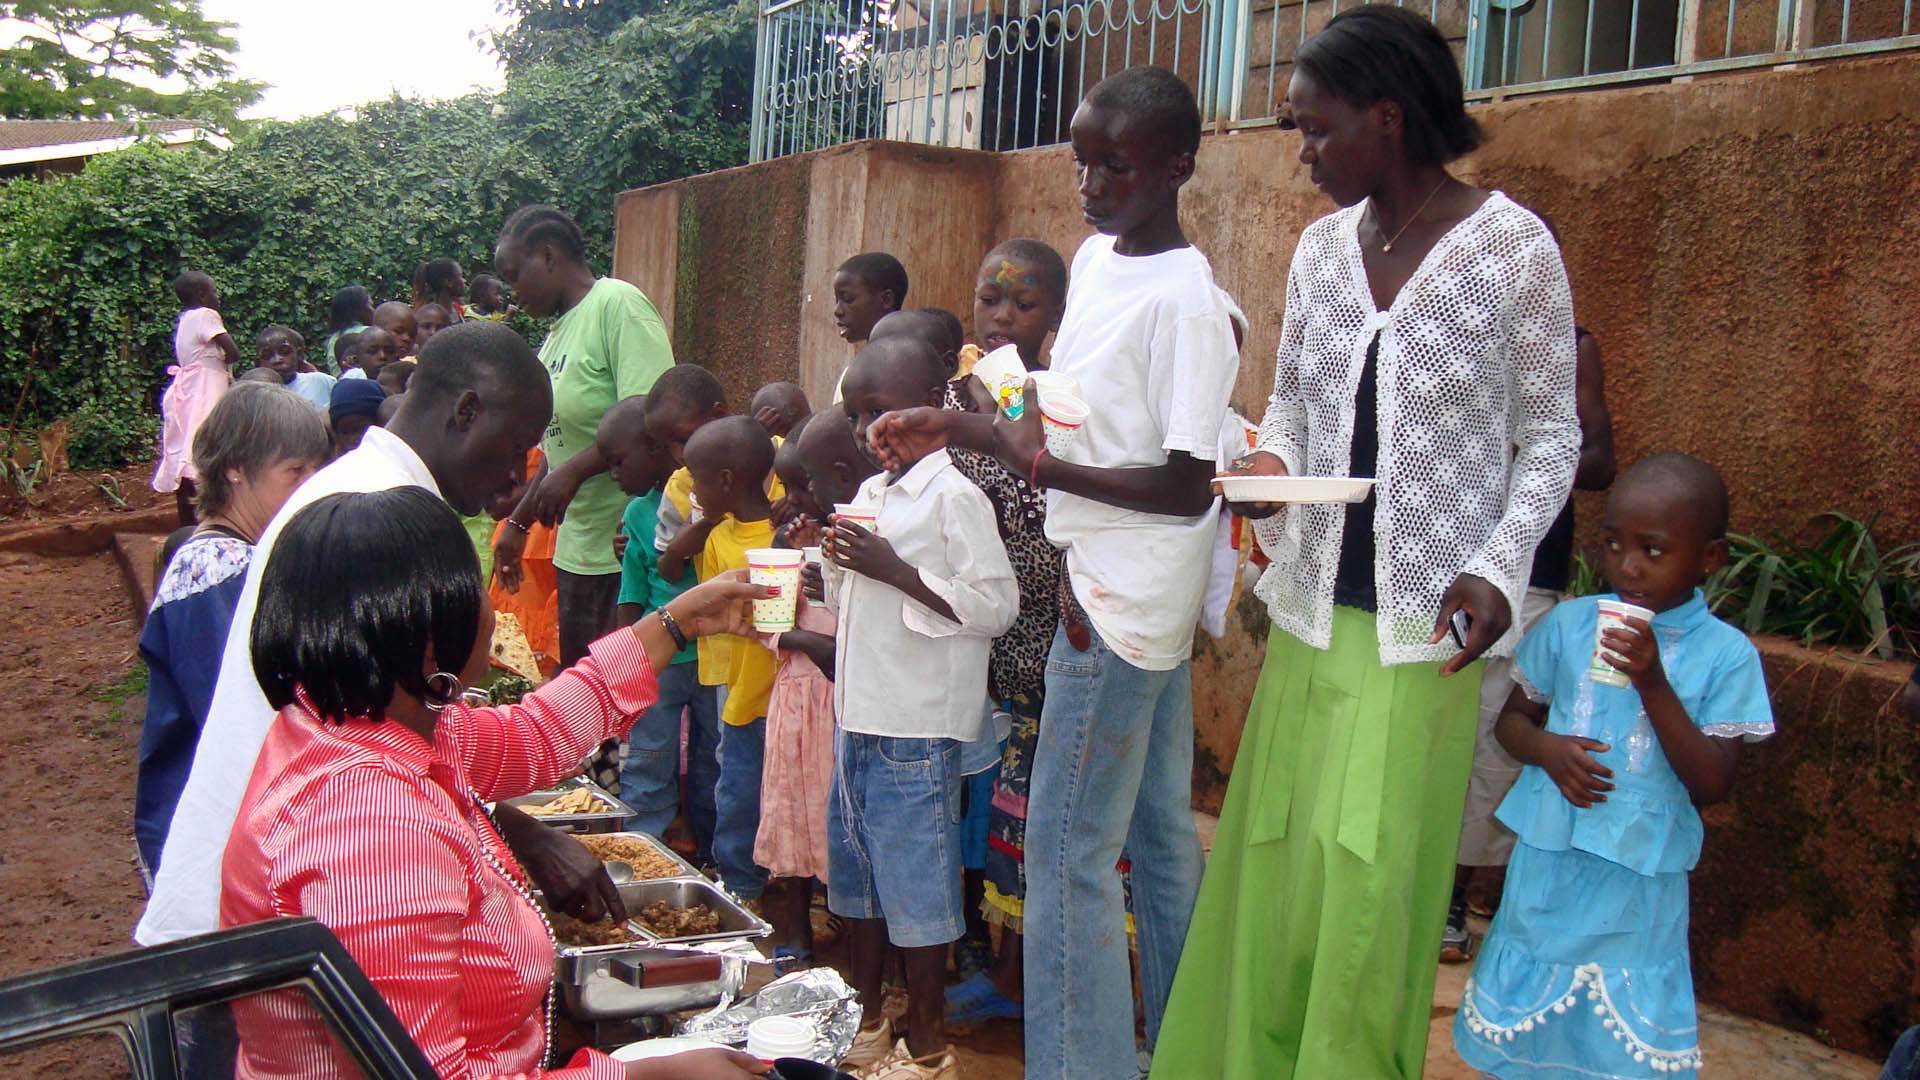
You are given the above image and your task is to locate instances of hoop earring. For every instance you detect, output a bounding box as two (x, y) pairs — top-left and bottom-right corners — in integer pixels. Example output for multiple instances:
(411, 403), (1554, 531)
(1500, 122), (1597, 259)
(424, 671), (464, 713)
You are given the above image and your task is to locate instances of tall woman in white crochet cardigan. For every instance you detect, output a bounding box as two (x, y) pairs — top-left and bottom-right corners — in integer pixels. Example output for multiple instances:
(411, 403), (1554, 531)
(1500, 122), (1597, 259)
(1152, 7), (1580, 1078)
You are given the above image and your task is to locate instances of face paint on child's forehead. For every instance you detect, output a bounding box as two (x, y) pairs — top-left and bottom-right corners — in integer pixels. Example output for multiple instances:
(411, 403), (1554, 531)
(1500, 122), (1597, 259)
(991, 260), (1038, 289)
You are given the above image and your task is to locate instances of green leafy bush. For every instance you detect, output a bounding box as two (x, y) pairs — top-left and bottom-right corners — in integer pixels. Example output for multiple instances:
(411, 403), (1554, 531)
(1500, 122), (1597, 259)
(0, 0), (754, 469)
(1707, 513), (1919, 660)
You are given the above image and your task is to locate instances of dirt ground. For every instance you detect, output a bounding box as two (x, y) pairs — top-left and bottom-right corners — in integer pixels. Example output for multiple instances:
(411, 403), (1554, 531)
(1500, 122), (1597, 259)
(0, 461), (171, 524)
(0, 546), (147, 1076)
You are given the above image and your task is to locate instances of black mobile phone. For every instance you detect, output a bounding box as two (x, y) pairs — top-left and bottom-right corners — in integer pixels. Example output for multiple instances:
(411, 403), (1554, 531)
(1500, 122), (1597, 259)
(1449, 609), (1472, 649)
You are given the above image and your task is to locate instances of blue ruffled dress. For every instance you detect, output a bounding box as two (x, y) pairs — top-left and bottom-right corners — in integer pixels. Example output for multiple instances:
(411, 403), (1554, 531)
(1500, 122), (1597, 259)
(1454, 591), (1774, 1079)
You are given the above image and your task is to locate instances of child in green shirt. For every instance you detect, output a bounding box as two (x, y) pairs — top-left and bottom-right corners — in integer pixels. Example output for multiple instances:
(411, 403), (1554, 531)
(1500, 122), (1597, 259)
(599, 397), (720, 860)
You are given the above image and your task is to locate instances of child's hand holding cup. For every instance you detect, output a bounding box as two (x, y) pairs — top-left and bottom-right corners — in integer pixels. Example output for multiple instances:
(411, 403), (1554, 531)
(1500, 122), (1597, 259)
(826, 503), (879, 569)
(1589, 599), (1655, 687)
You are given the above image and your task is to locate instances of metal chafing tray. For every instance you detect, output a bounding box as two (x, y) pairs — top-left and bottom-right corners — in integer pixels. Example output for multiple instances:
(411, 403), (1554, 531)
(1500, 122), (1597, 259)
(502, 777), (634, 833)
(570, 832), (703, 882)
(552, 878), (767, 1020)
(623, 878), (771, 946)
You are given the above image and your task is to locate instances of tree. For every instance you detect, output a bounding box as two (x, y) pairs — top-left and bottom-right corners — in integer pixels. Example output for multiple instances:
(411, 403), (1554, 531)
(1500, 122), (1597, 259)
(498, 0), (756, 244)
(0, 1), (262, 127)
(489, 0), (665, 71)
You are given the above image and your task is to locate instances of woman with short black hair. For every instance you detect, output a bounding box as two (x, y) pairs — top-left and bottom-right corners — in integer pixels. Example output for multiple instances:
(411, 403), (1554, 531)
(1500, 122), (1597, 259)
(222, 487), (770, 1080)
(135, 381), (331, 885)
(1153, 5), (1580, 1076)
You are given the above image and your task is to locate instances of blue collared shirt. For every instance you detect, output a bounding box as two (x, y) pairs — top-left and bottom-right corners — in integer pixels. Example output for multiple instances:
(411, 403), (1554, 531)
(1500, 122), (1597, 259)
(1496, 590), (1774, 876)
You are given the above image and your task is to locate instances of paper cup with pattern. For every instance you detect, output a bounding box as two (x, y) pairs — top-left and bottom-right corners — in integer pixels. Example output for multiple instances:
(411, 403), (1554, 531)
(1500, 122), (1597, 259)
(971, 343), (1030, 419)
(1038, 391), (1088, 456)
(1028, 370), (1080, 399)
(833, 503), (879, 536)
(1588, 599), (1654, 687)
(747, 548), (804, 633)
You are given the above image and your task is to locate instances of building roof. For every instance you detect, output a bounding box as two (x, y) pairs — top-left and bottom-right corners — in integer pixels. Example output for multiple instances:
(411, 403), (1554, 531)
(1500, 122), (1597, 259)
(0, 119), (227, 167)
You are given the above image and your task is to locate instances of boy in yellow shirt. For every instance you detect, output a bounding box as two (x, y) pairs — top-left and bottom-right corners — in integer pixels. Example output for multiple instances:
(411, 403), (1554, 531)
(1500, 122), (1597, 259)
(675, 415), (781, 902)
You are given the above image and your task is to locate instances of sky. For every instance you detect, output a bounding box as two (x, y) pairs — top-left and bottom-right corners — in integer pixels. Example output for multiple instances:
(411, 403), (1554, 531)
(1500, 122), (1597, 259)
(203, 0), (510, 120)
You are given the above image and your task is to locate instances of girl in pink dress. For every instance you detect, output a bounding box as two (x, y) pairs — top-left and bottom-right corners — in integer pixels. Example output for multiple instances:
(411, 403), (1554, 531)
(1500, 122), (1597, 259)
(152, 271), (239, 523)
(754, 431), (839, 964)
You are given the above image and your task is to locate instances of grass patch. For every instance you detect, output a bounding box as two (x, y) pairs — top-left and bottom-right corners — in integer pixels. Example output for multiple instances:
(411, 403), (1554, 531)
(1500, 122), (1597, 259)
(91, 662), (149, 724)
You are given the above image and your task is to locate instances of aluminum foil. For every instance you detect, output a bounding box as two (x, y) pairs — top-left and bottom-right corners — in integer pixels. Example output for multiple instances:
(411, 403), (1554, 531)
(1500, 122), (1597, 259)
(675, 967), (860, 1063)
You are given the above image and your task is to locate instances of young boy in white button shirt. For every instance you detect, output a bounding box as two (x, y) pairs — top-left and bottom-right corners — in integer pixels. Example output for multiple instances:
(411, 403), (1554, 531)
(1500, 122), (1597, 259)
(823, 335), (1019, 1077)
(865, 65), (1241, 1080)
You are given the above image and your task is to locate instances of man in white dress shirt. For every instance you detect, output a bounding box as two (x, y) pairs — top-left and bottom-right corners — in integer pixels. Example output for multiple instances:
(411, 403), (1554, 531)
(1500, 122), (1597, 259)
(137, 320), (624, 945)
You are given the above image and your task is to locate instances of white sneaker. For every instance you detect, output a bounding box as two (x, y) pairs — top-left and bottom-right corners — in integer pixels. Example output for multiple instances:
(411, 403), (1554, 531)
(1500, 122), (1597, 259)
(859, 1039), (959, 1080)
(841, 1018), (894, 1070)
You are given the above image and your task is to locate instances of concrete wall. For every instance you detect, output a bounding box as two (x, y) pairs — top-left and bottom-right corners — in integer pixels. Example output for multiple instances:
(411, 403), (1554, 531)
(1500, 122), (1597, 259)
(610, 50), (1920, 1055)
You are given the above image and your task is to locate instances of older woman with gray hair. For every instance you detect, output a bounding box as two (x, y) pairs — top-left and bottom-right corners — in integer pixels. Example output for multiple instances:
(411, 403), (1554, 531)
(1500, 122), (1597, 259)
(135, 380), (332, 885)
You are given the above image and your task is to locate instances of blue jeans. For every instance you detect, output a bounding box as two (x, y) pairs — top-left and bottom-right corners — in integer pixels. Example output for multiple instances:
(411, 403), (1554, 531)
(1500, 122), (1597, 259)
(1883, 1026), (1920, 1080)
(714, 713), (769, 900)
(685, 684), (722, 868)
(616, 661), (714, 842)
(1023, 623), (1203, 1080)
(825, 731), (965, 947)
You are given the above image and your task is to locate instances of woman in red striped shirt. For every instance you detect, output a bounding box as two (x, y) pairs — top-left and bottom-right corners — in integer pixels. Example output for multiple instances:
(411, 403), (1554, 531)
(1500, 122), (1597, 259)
(222, 486), (772, 1080)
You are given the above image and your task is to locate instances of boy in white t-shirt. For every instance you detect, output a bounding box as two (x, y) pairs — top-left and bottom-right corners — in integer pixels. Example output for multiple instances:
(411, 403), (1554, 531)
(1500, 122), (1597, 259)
(867, 65), (1240, 1080)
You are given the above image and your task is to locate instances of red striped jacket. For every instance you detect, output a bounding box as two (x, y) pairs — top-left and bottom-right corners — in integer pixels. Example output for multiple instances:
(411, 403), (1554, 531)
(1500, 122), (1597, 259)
(221, 629), (656, 1079)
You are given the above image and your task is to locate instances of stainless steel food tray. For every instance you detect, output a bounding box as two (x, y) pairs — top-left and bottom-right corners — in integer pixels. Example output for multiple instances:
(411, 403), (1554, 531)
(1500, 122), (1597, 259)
(572, 831), (703, 881)
(551, 877), (764, 1020)
(554, 940), (745, 1019)
(624, 877), (772, 946)
(502, 777), (634, 833)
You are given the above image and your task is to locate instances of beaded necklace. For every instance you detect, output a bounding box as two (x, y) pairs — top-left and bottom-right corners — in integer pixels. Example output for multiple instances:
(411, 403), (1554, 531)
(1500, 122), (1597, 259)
(468, 782), (558, 1070)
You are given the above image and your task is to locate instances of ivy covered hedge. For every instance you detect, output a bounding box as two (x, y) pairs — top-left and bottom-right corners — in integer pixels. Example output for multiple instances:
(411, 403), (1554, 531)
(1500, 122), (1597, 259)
(0, 0), (753, 468)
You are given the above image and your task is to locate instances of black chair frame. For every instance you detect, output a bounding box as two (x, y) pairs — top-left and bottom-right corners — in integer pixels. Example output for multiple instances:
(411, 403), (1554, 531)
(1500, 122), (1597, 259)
(0, 917), (437, 1080)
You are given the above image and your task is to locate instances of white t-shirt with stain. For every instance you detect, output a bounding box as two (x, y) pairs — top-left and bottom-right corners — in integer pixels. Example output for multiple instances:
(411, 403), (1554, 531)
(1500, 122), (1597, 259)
(1042, 233), (1241, 671)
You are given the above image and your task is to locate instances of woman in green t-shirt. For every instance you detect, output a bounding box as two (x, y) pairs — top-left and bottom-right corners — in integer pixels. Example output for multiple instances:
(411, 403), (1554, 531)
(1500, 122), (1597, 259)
(491, 205), (675, 666)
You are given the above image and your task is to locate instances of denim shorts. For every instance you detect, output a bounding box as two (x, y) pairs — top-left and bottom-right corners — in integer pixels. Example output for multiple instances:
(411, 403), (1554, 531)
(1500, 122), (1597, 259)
(826, 731), (964, 947)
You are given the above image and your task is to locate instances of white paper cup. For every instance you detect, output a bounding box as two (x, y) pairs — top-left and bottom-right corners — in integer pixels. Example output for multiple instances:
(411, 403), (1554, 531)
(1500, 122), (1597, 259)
(1589, 599), (1654, 687)
(746, 1015), (818, 1060)
(1038, 391), (1088, 456)
(747, 548), (804, 632)
(833, 502), (879, 536)
(970, 343), (1029, 419)
(802, 545), (823, 567)
(1028, 370), (1080, 398)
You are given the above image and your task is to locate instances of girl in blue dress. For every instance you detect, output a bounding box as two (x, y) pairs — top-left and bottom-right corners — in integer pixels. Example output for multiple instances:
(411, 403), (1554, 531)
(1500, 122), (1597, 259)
(1455, 453), (1775, 1079)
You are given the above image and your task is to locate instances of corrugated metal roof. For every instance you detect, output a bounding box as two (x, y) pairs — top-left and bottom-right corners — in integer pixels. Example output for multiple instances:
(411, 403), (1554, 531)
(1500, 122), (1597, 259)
(0, 119), (201, 152)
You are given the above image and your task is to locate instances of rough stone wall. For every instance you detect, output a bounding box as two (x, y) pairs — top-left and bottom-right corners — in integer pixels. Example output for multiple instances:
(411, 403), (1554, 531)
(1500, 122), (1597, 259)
(1692, 641), (1918, 1057)
(614, 152), (816, 409)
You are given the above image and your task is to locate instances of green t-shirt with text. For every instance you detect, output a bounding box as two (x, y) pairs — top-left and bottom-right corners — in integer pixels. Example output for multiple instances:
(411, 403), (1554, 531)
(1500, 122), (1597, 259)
(540, 278), (672, 575)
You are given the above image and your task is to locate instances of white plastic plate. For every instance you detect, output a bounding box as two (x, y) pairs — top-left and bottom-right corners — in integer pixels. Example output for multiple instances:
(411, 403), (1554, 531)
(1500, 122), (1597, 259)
(609, 1036), (734, 1062)
(1213, 475), (1376, 504)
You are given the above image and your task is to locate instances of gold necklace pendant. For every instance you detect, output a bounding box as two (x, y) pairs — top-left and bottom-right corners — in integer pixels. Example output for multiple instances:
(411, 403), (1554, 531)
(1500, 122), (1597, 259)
(1376, 175), (1451, 254)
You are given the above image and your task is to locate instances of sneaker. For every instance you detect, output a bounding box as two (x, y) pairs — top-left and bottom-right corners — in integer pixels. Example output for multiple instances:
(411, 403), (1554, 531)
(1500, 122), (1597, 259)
(1439, 888), (1475, 963)
(842, 1019), (894, 1070)
(859, 1039), (959, 1080)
